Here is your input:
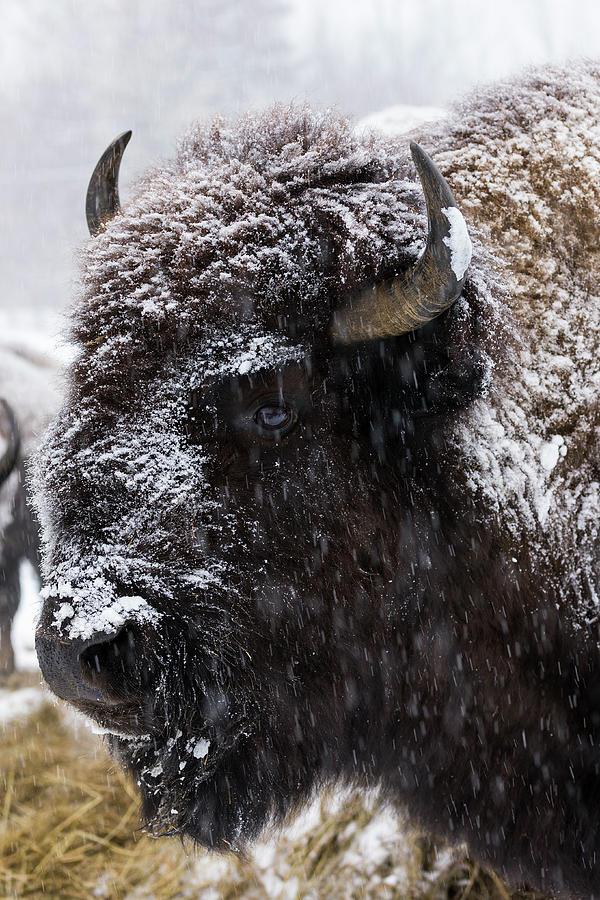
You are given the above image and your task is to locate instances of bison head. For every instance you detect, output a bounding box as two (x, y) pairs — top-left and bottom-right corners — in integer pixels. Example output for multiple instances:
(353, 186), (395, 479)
(34, 108), (505, 850)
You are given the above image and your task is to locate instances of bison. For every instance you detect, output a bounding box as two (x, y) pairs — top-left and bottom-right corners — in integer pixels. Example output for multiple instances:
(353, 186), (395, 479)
(34, 61), (600, 897)
(0, 343), (60, 673)
(0, 396), (24, 672)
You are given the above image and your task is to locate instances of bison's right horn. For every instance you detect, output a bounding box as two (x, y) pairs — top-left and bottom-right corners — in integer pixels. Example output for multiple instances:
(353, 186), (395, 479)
(85, 130), (132, 236)
(331, 142), (472, 344)
(0, 399), (20, 486)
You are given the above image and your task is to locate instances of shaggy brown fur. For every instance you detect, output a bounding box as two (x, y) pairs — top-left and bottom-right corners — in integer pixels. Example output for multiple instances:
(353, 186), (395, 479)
(35, 61), (600, 898)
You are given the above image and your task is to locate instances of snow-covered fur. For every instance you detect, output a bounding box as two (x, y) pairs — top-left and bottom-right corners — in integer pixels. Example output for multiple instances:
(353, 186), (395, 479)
(0, 345), (60, 672)
(35, 61), (600, 897)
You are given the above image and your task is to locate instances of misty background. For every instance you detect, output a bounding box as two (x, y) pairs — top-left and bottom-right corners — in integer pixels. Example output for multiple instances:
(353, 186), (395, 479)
(3, 0), (600, 319)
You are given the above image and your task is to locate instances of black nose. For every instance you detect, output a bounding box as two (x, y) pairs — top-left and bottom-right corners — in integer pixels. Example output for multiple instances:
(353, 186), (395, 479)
(36, 621), (143, 706)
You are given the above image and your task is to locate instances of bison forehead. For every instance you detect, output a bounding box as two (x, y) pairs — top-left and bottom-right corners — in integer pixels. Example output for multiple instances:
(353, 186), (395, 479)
(72, 106), (426, 371)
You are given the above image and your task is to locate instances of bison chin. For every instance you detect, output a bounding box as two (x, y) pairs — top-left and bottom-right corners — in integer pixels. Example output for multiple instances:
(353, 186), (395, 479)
(111, 731), (268, 848)
(101, 615), (330, 849)
(110, 702), (329, 850)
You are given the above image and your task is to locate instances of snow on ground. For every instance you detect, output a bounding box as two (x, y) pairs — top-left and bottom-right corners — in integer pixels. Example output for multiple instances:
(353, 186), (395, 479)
(12, 559), (41, 671)
(0, 562), (45, 726)
(356, 104), (447, 136)
(0, 685), (45, 725)
(179, 791), (425, 900)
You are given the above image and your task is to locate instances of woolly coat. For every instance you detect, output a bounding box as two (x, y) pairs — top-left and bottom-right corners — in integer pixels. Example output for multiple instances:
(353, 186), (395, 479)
(35, 60), (600, 896)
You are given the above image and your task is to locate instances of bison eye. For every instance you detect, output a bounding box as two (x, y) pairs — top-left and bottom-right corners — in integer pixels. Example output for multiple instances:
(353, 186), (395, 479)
(254, 404), (294, 434)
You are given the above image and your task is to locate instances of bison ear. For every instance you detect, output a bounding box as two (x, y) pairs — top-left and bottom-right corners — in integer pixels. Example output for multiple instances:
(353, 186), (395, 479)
(0, 399), (20, 485)
(85, 130), (132, 236)
(331, 143), (472, 344)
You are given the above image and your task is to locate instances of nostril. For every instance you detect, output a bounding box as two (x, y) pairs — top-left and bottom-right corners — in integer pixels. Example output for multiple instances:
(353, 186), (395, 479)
(35, 629), (110, 704)
(79, 623), (147, 703)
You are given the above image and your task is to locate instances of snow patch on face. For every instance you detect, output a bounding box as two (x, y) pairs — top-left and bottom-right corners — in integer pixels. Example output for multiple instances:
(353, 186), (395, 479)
(192, 737), (210, 759)
(199, 325), (306, 380)
(539, 435), (567, 472)
(232, 334), (303, 377)
(43, 587), (161, 641)
(79, 712), (152, 741)
(55, 602), (75, 628)
(441, 206), (472, 281)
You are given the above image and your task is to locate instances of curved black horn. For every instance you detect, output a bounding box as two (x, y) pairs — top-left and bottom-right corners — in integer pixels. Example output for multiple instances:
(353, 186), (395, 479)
(85, 130), (132, 236)
(331, 142), (472, 344)
(0, 399), (20, 486)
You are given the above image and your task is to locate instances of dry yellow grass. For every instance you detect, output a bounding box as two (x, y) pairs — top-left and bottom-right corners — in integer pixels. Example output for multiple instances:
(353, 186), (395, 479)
(0, 679), (554, 900)
(0, 692), (192, 899)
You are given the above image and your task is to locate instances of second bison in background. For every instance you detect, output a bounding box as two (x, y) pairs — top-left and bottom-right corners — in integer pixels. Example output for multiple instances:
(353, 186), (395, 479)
(35, 61), (600, 897)
(0, 344), (60, 673)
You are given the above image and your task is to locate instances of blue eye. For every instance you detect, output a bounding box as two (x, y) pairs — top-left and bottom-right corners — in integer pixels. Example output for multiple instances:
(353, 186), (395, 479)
(254, 405), (293, 432)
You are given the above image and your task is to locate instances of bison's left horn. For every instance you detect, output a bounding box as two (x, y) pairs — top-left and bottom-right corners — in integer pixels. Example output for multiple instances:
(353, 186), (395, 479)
(85, 130), (132, 236)
(331, 142), (472, 344)
(0, 399), (20, 486)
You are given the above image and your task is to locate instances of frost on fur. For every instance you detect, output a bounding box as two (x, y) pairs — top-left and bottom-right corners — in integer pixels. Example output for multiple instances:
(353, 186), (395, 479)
(33, 62), (600, 898)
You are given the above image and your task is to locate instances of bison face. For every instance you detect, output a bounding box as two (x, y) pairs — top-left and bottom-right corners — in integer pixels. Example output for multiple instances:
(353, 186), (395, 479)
(35, 317), (446, 846)
(34, 114), (484, 848)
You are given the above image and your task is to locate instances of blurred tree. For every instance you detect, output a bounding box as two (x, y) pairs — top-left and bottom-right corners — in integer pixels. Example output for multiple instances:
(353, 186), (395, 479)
(0, 0), (295, 311)
(2, 0), (600, 312)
